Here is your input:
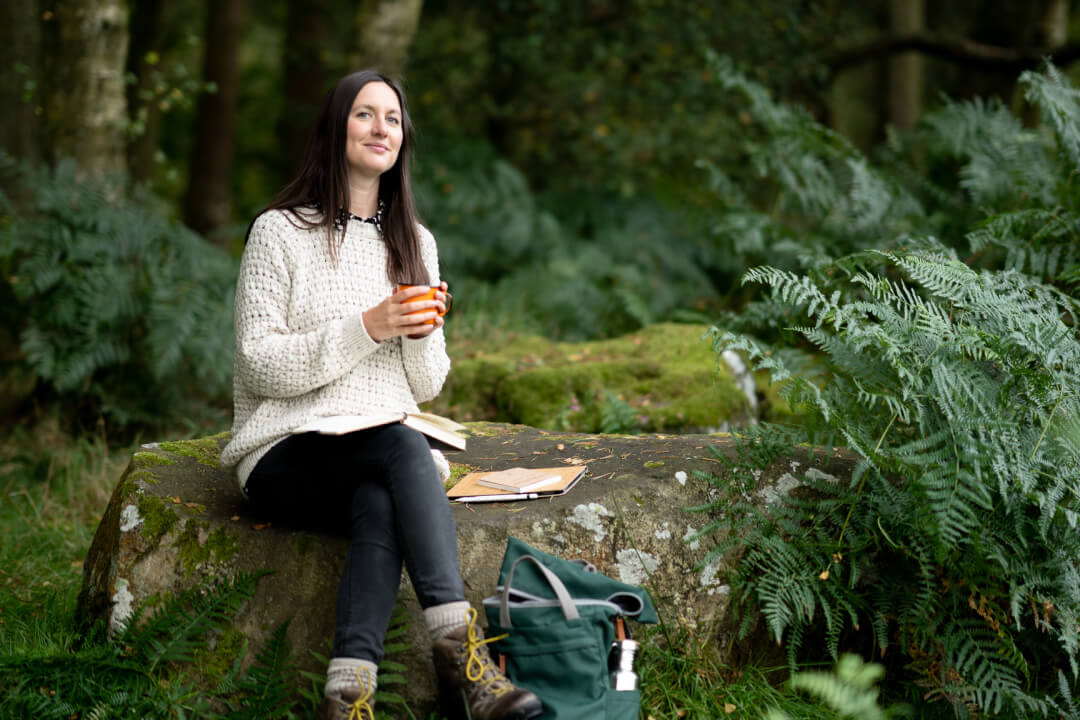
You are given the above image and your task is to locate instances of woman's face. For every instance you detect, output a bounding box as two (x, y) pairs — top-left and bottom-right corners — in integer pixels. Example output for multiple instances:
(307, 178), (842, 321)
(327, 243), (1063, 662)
(345, 81), (403, 180)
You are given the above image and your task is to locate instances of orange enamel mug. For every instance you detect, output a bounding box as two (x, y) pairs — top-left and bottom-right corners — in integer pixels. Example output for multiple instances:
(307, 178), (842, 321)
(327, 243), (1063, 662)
(395, 284), (452, 325)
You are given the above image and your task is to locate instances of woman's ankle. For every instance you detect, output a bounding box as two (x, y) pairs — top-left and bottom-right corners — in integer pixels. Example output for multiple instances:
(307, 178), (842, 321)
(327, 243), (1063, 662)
(422, 600), (471, 642)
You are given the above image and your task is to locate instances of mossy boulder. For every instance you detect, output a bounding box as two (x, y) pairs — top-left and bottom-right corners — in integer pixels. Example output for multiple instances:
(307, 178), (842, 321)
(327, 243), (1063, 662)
(432, 323), (761, 432)
(77, 425), (854, 715)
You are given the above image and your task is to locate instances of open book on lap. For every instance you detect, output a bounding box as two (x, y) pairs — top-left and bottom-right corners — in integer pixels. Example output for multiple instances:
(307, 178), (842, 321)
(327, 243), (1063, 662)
(292, 412), (467, 451)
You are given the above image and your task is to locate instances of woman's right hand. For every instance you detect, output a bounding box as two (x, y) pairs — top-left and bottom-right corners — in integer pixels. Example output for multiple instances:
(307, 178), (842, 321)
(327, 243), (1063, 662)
(362, 285), (446, 342)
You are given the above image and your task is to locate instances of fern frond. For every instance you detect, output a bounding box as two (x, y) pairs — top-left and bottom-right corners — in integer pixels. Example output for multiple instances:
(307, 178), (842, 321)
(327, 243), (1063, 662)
(1022, 62), (1080, 171)
(788, 654), (890, 720)
(230, 621), (296, 720)
(124, 570), (267, 673)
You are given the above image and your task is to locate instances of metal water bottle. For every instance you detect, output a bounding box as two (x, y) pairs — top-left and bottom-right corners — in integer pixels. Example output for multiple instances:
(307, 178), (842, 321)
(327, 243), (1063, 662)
(609, 639), (639, 691)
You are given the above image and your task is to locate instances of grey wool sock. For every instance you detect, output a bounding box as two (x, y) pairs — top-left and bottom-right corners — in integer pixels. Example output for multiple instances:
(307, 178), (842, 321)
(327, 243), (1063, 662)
(325, 657), (378, 698)
(423, 600), (472, 642)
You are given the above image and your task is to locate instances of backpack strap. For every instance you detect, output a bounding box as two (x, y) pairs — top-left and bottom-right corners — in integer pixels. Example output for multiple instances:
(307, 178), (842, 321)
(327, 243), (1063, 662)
(500, 554), (581, 628)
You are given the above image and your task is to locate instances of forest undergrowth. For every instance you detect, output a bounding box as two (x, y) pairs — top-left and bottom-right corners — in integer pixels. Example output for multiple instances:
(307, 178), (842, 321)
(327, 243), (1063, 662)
(0, 427), (879, 719)
(693, 58), (1080, 718)
(2, 57), (1080, 718)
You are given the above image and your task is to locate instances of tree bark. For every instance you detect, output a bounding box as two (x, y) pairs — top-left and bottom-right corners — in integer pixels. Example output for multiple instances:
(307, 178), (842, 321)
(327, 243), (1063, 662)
(1039, 0), (1068, 49)
(348, 0), (424, 79)
(182, 0), (246, 242)
(126, 0), (168, 185)
(277, 0), (334, 180)
(0, 0), (43, 166)
(888, 0), (924, 130)
(42, 0), (130, 179)
(828, 32), (1080, 74)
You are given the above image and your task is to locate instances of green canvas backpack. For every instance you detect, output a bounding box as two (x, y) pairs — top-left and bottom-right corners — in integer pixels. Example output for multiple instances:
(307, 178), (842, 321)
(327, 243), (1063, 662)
(482, 537), (658, 720)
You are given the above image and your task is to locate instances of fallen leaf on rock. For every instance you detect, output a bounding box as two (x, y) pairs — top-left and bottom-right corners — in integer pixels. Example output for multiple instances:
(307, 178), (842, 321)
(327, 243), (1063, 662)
(252, 522), (272, 531)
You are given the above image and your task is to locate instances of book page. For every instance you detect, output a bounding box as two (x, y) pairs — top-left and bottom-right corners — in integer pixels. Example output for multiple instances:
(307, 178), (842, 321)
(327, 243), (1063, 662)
(292, 413), (403, 435)
(401, 414), (467, 451)
(408, 412), (467, 432)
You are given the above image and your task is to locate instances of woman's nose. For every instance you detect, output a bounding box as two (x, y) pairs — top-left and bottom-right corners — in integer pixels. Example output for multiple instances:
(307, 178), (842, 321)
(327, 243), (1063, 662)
(372, 117), (387, 136)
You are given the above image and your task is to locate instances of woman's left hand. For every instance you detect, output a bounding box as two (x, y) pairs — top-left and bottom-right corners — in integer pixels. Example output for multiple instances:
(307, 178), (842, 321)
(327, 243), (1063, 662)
(406, 281), (449, 339)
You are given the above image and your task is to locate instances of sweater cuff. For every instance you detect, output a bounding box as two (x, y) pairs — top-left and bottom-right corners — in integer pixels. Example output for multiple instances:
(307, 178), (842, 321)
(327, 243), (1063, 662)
(343, 313), (379, 358)
(401, 333), (433, 353)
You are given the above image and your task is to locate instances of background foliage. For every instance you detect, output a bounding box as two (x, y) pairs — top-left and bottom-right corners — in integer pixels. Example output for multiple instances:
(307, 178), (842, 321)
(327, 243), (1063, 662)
(698, 61), (1080, 716)
(2, 1), (1080, 718)
(0, 154), (235, 435)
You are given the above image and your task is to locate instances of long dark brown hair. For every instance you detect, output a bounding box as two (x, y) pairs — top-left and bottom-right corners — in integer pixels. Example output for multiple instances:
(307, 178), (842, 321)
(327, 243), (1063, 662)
(249, 69), (428, 285)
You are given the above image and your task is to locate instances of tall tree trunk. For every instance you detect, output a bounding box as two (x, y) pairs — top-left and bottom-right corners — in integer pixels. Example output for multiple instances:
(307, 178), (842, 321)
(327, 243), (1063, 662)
(126, 0), (168, 185)
(277, 0), (334, 180)
(42, 0), (130, 179)
(888, 0), (924, 130)
(1040, 0), (1067, 51)
(0, 0), (43, 166)
(348, 0), (423, 79)
(182, 0), (246, 242)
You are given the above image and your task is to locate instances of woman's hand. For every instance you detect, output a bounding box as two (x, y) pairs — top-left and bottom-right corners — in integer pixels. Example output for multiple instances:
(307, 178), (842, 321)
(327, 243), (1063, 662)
(362, 282), (449, 342)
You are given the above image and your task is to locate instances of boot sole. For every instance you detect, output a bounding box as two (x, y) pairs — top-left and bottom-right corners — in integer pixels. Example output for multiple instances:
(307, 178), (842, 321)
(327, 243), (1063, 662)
(438, 687), (545, 720)
(507, 705), (544, 720)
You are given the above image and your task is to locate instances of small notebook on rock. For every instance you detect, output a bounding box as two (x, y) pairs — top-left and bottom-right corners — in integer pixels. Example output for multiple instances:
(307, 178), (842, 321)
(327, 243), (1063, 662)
(448, 465), (587, 502)
(475, 467), (563, 493)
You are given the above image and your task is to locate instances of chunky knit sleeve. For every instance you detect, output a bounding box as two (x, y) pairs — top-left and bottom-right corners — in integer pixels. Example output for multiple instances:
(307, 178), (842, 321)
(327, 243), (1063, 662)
(233, 212), (380, 399)
(400, 225), (451, 403)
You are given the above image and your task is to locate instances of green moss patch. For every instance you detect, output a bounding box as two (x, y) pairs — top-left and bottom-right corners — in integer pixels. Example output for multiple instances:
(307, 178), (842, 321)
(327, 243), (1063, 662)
(194, 625), (247, 688)
(133, 451), (176, 468)
(127, 468), (158, 486)
(176, 521), (240, 576)
(432, 323), (751, 433)
(137, 495), (180, 544)
(159, 434), (226, 467)
(445, 462), (472, 490)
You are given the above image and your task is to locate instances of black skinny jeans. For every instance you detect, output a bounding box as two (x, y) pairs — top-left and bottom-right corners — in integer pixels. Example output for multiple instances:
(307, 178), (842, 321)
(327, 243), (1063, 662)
(244, 424), (465, 663)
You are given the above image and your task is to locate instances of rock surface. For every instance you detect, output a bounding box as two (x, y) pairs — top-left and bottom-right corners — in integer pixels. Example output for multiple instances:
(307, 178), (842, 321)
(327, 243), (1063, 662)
(77, 423), (853, 714)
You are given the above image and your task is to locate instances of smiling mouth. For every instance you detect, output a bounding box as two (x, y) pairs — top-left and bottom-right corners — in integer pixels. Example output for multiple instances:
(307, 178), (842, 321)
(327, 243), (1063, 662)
(366, 144), (389, 152)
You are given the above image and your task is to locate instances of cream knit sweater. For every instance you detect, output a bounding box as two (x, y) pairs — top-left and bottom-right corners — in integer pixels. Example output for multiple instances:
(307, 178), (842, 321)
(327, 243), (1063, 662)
(220, 208), (451, 489)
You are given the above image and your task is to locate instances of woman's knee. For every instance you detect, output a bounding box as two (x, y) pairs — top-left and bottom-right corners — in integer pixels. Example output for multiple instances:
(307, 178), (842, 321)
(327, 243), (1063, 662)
(377, 425), (437, 472)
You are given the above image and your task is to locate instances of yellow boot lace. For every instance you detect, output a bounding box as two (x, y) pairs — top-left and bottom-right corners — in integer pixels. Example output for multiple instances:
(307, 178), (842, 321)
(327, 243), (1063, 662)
(347, 667), (375, 720)
(462, 607), (512, 697)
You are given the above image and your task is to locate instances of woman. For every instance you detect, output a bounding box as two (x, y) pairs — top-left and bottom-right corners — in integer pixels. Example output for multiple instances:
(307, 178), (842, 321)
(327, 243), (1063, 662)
(220, 70), (543, 720)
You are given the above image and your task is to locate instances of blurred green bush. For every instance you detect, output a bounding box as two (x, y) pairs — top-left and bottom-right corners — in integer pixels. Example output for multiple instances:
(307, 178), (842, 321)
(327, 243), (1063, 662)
(0, 155), (237, 435)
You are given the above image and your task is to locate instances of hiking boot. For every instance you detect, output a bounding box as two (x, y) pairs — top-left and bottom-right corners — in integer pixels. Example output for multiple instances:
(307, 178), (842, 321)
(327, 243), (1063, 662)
(433, 608), (544, 720)
(318, 673), (375, 720)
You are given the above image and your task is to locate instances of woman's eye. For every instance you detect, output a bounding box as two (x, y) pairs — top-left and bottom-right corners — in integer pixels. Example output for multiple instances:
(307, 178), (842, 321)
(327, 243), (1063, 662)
(388, 116), (400, 125)
(357, 111), (371, 118)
